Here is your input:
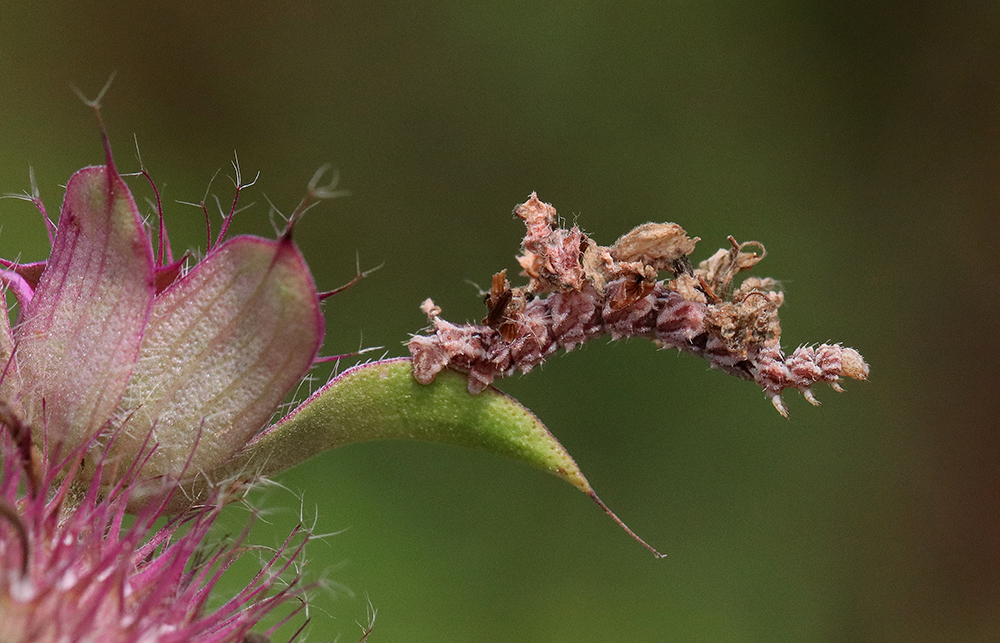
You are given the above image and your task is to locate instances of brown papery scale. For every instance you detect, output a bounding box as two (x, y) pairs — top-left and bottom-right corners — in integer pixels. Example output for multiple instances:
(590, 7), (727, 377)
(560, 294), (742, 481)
(409, 193), (868, 417)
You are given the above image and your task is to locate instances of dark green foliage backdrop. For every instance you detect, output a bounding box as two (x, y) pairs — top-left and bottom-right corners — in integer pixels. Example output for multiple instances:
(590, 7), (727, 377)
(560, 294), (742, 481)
(2, 3), (997, 641)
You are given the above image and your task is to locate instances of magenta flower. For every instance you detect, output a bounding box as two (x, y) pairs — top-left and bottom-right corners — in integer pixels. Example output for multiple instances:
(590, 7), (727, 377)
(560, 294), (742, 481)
(1, 154), (324, 507)
(0, 425), (308, 643)
(0, 123), (326, 639)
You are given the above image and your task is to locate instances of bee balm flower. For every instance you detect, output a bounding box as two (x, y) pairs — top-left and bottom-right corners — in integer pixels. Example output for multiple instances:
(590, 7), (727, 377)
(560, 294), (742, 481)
(0, 127), (325, 640)
(1, 141), (324, 507)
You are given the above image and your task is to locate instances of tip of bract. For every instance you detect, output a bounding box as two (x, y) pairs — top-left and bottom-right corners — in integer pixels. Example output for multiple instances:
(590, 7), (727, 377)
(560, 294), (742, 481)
(588, 491), (666, 558)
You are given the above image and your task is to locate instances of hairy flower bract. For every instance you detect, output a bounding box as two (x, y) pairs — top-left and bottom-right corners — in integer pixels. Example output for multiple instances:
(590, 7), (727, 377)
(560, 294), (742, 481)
(0, 125), (325, 642)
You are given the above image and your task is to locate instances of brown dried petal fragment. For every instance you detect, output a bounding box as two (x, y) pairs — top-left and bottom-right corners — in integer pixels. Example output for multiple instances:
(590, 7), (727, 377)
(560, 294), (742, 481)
(667, 273), (708, 304)
(703, 281), (784, 358)
(611, 222), (699, 271)
(606, 272), (657, 312)
(737, 277), (783, 301)
(514, 193), (588, 293)
(696, 248), (731, 290)
(483, 269), (526, 343)
(696, 237), (766, 296)
(514, 191), (558, 234)
(420, 297), (441, 319)
(483, 270), (511, 326)
(581, 239), (614, 295)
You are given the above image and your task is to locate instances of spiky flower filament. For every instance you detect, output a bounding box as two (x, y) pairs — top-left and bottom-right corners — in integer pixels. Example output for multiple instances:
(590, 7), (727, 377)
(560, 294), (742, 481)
(409, 193), (868, 416)
(0, 425), (308, 643)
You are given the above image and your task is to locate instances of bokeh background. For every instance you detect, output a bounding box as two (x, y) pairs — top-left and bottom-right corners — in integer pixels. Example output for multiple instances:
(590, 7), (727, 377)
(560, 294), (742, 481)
(2, 2), (998, 642)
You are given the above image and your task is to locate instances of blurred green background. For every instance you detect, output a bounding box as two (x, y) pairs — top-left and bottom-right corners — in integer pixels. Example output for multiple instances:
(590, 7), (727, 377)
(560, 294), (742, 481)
(2, 2), (997, 642)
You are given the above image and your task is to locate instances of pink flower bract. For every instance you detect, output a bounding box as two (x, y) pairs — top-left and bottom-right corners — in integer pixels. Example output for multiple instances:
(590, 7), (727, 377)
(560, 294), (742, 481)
(2, 151), (324, 499)
(1, 139), (326, 642)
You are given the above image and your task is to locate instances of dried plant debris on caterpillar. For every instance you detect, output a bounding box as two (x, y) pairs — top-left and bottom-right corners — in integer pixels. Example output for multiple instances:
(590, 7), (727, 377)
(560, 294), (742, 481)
(409, 193), (868, 417)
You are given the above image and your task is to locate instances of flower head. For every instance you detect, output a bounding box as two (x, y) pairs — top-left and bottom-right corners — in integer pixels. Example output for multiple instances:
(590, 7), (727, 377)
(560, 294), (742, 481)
(0, 113), (327, 642)
(1, 130), (325, 508)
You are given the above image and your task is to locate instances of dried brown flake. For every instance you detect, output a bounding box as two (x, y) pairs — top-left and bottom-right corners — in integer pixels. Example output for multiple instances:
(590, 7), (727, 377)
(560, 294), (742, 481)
(606, 272), (657, 312)
(666, 273), (708, 304)
(610, 222), (698, 272)
(695, 236), (766, 299)
(514, 192), (588, 293)
(482, 269), (526, 343)
(420, 298), (442, 319)
(581, 238), (614, 295)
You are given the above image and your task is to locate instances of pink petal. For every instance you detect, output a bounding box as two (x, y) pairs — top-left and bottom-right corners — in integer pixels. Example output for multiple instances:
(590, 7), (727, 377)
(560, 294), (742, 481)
(13, 166), (155, 451)
(108, 234), (324, 480)
(154, 253), (188, 294)
(0, 258), (47, 291)
(0, 281), (19, 414)
(0, 268), (36, 311)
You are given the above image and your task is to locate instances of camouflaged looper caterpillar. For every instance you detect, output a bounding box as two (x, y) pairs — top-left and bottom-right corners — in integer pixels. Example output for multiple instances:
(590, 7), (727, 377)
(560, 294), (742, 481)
(409, 193), (868, 417)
